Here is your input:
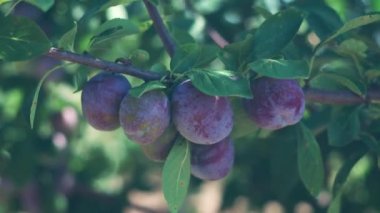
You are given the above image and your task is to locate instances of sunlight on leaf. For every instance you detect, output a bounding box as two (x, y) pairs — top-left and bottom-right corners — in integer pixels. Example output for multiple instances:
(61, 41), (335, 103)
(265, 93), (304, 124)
(187, 68), (252, 98)
(249, 59), (309, 79)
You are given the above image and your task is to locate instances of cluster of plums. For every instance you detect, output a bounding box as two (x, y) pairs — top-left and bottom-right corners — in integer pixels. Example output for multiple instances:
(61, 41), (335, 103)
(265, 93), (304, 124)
(81, 72), (305, 180)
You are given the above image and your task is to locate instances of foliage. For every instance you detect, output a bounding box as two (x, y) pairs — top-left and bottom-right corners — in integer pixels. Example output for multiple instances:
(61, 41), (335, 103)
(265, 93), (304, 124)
(1, 0), (380, 213)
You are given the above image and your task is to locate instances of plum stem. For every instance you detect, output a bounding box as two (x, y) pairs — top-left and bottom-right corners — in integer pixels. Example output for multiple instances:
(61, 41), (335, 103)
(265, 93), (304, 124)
(46, 47), (163, 81)
(143, 0), (176, 57)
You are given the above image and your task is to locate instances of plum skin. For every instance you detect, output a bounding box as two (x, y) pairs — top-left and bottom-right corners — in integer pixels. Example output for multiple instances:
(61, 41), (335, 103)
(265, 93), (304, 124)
(119, 90), (170, 144)
(141, 124), (177, 162)
(81, 72), (131, 131)
(244, 77), (305, 130)
(191, 137), (234, 180)
(172, 81), (233, 145)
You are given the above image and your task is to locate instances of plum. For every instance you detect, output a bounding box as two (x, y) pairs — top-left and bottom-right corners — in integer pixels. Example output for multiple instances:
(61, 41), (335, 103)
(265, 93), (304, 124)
(119, 90), (170, 144)
(191, 137), (234, 180)
(81, 72), (131, 131)
(141, 125), (177, 162)
(172, 81), (233, 145)
(244, 77), (305, 130)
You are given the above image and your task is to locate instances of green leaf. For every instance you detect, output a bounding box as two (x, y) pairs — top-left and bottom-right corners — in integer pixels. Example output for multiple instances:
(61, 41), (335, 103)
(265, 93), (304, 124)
(252, 8), (303, 59)
(269, 131), (299, 198)
(170, 44), (219, 73)
(360, 132), (380, 155)
(336, 38), (368, 58)
(82, 0), (138, 20)
(253, 6), (272, 19)
(296, 123), (324, 197)
(30, 64), (67, 129)
(171, 29), (195, 46)
(0, 0), (12, 4)
(130, 49), (150, 64)
(248, 59), (309, 79)
(89, 18), (140, 48)
(332, 147), (367, 196)
(327, 190), (343, 213)
(365, 69), (380, 79)
(162, 138), (191, 213)
(328, 106), (360, 147)
(318, 73), (366, 97)
(129, 81), (166, 98)
(25, 0), (55, 11)
(295, 1), (343, 41)
(58, 22), (77, 52)
(150, 63), (169, 76)
(320, 13), (380, 46)
(186, 68), (252, 98)
(73, 70), (88, 93)
(221, 35), (254, 71)
(0, 15), (51, 61)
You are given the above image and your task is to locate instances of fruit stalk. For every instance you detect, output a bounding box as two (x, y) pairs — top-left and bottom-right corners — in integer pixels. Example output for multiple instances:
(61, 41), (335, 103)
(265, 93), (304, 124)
(142, 0), (176, 57)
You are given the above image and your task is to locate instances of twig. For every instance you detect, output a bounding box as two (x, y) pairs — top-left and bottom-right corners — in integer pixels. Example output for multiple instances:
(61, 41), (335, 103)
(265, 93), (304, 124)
(206, 26), (229, 48)
(186, 12), (380, 105)
(304, 88), (380, 104)
(183, 0), (229, 48)
(46, 48), (163, 81)
(143, 0), (176, 57)
(46, 48), (380, 105)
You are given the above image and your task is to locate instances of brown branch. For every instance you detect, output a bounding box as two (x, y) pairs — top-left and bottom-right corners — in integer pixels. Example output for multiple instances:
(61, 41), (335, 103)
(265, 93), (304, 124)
(191, 13), (380, 105)
(143, 0), (176, 57)
(304, 88), (380, 105)
(46, 48), (380, 105)
(206, 26), (229, 48)
(184, 0), (229, 48)
(46, 48), (163, 81)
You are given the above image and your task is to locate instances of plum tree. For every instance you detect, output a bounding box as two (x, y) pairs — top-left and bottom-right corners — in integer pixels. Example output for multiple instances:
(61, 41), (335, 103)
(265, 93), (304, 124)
(191, 137), (234, 180)
(119, 90), (170, 144)
(141, 125), (177, 162)
(81, 72), (131, 131)
(244, 77), (305, 130)
(172, 80), (233, 145)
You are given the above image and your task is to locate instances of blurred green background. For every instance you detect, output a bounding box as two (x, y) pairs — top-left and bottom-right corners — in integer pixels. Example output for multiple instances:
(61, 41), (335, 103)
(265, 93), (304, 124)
(1, 0), (380, 212)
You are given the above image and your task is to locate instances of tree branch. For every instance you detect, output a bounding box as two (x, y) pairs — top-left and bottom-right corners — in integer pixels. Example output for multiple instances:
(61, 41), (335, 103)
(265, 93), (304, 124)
(187, 14), (380, 105)
(183, 0), (229, 48)
(143, 0), (176, 57)
(46, 48), (380, 105)
(46, 48), (163, 81)
(206, 26), (229, 48)
(304, 88), (380, 105)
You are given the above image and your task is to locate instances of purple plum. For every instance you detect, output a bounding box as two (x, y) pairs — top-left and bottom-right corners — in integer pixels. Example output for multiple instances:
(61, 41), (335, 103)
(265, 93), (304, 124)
(119, 90), (170, 144)
(141, 125), (177, 162)
(244, 77), (305, 130)
(172, 81), (233, 145)
(191, 137), (234, 180)
(81, 72), (131, 131)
